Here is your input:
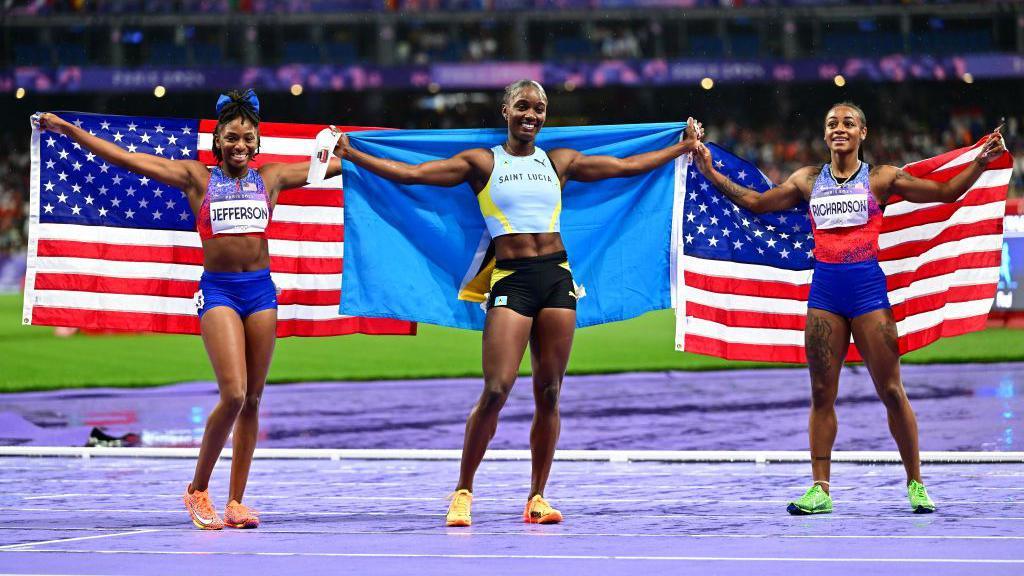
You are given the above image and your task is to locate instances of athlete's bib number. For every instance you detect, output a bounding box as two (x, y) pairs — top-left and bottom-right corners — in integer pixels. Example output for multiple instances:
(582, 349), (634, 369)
(809, 192), (869, 230)
(209, 199), (269, 235)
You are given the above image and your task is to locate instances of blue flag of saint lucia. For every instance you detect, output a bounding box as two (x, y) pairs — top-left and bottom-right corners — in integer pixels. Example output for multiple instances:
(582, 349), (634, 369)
(340, 122), (688, 330)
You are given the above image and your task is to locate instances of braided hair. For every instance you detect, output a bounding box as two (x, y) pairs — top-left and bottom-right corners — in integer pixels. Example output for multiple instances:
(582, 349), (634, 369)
(212, 89), (261, 162)
(502, 79), (547, 107)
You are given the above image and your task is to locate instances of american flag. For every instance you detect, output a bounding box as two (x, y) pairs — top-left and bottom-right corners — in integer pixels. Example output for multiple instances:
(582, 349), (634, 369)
(24, 111), (415, 337)
(675, 140), (1013, 362)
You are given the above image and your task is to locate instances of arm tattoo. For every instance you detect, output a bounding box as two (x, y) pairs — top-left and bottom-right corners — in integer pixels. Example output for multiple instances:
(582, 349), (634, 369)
(894, 170), (920, 184)
(805, 171), (817, 190)
(716, 175), (755, 206)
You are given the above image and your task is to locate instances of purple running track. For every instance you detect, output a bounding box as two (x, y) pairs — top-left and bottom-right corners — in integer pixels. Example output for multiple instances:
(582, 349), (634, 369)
(0, 363), (1021, 574)
(0, 458), (1023, 575)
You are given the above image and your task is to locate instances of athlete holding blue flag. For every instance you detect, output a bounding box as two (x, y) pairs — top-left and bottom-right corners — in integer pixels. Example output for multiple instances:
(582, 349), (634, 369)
(335, 79), (704, 526)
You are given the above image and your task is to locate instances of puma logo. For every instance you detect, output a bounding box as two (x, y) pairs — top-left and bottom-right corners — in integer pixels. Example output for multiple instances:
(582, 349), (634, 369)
(533, 157), (547, 167)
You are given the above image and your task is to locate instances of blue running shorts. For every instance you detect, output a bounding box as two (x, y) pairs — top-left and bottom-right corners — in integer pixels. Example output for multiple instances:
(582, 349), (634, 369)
(194, 268), (277, 319)
(807, 259), (891, 319)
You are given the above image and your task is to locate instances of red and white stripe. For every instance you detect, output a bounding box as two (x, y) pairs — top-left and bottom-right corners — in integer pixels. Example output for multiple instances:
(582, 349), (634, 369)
(676, 139), (1012, 362)
(25, 120), (415, 337)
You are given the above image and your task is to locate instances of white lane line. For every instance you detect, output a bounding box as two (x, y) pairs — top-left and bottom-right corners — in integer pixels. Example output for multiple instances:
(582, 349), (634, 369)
(5, 480), (1024, 496)
(8, 478), (1024, 489)
(3, 447), (1023, 464)
(98, 528), (1024, 541)
(4, 507), (1024, 522)
(2, 549), (1023, 564)
(0, 525), (1022, 541)
(11, 495), (1024, 505)
(0, 529), (160, 550)
(0, 528), (142, 532)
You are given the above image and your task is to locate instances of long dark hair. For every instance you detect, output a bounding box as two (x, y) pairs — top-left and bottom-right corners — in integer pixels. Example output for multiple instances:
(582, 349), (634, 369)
(212, 89), (261, 161)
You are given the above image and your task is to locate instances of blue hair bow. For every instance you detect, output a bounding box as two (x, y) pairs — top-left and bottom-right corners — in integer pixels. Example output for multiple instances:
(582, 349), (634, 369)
(215, 89), (260, 117)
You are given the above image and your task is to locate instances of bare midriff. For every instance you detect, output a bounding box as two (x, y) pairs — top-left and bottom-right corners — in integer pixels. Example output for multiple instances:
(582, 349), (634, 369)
(201, 235), (271, 272)
(493, 232), (565, 260)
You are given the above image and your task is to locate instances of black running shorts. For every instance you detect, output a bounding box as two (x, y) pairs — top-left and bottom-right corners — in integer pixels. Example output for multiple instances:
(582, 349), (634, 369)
(486, 251), (578, 317)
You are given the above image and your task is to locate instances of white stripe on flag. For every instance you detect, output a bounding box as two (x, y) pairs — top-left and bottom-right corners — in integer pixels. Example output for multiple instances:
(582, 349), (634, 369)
(898, 299), (994, 335)
(882, 168), (1011, 216)
(685, 317), (805, 346)
(198, 134), (316, 155)
(31, 290), (352, 320)
(681, 255), (814, 285)
(878, 234), (1003, 275)
(877, 202), (1004, 249)
(31, 257), (343, 291)
(685, 286), (807, 315)
(272, 204), (344, 224)
(35, 223), (342, 258)
(887, 267), (999, 305)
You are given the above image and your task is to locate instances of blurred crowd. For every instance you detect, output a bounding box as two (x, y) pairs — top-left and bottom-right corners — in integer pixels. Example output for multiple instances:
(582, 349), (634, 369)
(707, 113), (1024, 188)
(5, 0), (978, 15)
(0, 113), (1019, 256)
(0, 136), (28, 257)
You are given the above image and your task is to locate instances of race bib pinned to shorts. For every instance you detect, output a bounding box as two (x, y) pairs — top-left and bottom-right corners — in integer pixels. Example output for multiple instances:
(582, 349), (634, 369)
(193, 289), (205, 315)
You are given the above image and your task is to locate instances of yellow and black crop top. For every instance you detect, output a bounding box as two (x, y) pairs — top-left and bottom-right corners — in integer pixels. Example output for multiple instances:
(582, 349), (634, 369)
(477, 145), (562, 238)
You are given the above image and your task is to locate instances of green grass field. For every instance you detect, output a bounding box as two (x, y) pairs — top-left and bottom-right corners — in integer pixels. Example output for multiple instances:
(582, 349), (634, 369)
(2, 294), (1022, 392)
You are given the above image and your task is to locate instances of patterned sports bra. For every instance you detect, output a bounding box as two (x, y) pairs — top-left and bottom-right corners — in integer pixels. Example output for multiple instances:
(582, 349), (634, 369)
(196, 167), (272, 241)
(808, 162), (884, 264)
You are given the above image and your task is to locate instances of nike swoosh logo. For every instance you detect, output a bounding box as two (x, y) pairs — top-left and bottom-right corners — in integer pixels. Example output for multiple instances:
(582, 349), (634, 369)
(188, 501), (214, 525)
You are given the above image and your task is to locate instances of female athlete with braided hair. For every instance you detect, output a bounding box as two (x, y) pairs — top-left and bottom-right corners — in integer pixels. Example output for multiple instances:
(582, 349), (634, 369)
(38, 90), (346, 530)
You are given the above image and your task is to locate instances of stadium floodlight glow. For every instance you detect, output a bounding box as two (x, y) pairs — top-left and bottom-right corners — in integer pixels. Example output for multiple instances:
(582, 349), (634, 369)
(15, 87), (26, 99)
(290, 84), (304, 96)
(834, 75), (846, 87)
(963, 73), (974, 84)
(153, 85), (166, 98)
(700, 77), (714, 90)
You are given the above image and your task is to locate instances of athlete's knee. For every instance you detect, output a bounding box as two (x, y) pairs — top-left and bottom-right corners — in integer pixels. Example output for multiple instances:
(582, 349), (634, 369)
(875, 379), (907, 408)
(478, 378), (513, 412)
(219, 387), (246, 414)
(809, 379), (837, 410)
(241, 391), (262, 414)
(534, 378), (561, 411)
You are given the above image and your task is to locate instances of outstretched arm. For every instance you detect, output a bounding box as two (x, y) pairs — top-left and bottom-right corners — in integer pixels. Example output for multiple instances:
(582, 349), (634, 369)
(553, 117), (704, 182)
(336, 132), (482, 187)
(878, 128), (1007, 204)
(37, 113), (205, 192)
(261, 157), (344, 193)
(692, 142), (809, 214)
